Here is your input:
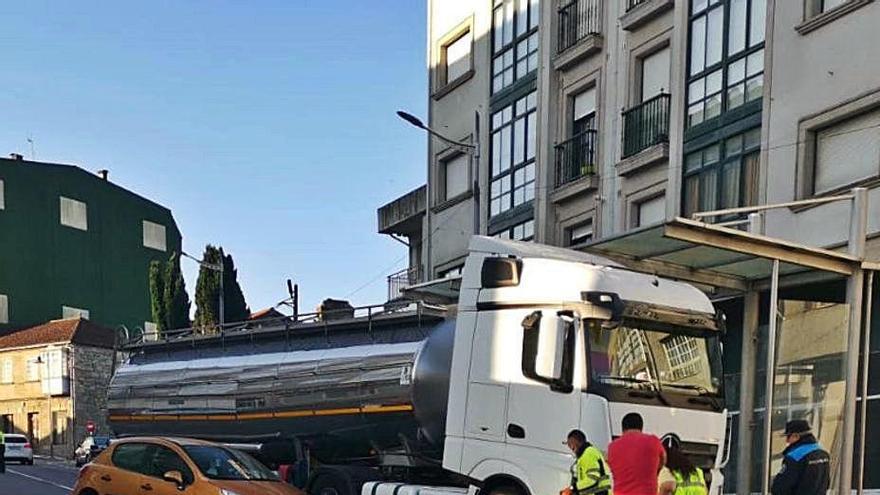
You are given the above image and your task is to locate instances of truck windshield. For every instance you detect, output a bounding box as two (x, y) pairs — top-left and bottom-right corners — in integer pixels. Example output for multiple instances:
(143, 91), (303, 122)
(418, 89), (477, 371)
(587, 320), (723, 398)
(183, 445), (280, 482)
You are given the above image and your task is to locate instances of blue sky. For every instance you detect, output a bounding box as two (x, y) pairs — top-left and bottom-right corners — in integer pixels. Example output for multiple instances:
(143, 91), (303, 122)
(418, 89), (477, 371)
(0, 1), (428, 314)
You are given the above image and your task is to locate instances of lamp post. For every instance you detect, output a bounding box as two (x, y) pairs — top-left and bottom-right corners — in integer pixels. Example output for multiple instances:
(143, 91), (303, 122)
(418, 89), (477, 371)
(182, 250), (225, 328)
(396, 110), (481, 235)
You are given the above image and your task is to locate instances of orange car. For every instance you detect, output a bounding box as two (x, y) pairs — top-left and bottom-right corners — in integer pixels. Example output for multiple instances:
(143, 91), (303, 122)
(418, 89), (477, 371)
(71, 436), (305, 495)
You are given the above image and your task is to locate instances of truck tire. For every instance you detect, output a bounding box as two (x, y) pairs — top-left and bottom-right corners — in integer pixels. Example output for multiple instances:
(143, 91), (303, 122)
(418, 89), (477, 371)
(311, 473), (353, 495)
(487, 484), (525, 495)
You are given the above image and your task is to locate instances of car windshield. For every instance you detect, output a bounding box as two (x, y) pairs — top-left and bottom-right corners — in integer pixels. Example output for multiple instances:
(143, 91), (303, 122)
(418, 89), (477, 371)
(182, 445), (279, 482)
(5, 436), (27, 444)
(587, 320), (723, 397)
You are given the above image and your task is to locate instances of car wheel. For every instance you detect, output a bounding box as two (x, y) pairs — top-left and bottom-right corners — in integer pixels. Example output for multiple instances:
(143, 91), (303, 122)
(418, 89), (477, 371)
(311, 474), (352, 495)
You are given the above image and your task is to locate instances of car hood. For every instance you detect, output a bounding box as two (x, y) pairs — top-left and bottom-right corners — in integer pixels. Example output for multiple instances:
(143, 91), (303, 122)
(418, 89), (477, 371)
(211, 480), (304, 495)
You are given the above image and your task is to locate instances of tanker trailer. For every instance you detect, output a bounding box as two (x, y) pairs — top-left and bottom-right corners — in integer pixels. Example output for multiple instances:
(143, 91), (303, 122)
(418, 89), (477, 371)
(109, 237), (729, 495)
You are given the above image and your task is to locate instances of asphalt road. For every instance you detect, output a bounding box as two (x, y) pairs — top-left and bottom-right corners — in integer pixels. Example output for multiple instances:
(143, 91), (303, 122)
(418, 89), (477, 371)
(2, 457), (79, 494)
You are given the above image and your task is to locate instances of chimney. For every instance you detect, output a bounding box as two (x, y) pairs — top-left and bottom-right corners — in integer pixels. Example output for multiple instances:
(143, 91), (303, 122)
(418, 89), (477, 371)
(97, 169), (109, 181)
(9, 153), (23, 161)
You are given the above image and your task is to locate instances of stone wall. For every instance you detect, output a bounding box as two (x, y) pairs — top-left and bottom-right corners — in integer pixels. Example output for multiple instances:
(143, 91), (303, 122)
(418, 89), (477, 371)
(72, 345), (115, 443)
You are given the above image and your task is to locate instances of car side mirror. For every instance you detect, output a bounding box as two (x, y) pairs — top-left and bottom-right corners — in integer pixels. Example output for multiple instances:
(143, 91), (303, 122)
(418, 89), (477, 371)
(163, 470), (185, 489)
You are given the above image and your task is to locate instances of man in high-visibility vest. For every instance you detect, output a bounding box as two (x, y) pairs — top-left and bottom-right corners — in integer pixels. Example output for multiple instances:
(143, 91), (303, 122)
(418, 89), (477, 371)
(563, 429), (611, 495)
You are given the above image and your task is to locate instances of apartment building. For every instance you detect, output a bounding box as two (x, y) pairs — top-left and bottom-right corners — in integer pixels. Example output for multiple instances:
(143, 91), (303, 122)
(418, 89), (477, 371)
(377, 1), (880, 492)
(0, 156), (182, 335)
(0, 317), (115, 456)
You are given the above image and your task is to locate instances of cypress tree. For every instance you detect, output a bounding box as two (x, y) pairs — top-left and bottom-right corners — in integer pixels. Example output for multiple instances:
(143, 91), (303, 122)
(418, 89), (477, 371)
(222, 251), (250, 323)
(164, 252), (191, 330)
(148, 260), (167, 333)
(193, 245), (222, 330)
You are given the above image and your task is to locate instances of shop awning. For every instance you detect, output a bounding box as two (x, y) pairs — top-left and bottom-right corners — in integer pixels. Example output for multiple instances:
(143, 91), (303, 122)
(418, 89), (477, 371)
(584, 217), (861, 291)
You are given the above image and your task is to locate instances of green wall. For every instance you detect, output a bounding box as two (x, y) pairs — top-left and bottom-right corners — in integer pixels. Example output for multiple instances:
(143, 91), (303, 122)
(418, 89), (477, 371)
(0, 158), (182, 335)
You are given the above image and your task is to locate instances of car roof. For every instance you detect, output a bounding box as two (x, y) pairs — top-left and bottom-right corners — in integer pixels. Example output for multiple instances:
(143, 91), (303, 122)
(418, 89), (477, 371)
(114, 436), (219, 447)
(5, 434), (27, 438)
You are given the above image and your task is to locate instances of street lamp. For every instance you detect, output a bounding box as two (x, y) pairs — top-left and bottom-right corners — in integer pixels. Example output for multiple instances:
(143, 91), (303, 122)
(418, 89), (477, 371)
(397, 109), (481, 234)
(182, 250), (225, 328)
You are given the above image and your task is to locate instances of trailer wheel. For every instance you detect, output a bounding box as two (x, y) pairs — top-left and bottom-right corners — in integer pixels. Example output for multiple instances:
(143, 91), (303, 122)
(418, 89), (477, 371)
(311, 474), (352, 495)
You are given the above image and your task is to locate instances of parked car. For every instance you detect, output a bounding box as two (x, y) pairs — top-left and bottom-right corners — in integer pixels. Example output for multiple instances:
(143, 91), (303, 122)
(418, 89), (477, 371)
(72, 436), (305, 495)
(3, 434), (34, 465)
(74, 435), (112, 467)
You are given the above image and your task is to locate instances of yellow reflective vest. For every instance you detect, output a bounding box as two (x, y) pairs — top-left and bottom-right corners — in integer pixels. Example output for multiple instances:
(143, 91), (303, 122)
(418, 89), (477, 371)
(672, 467), (707, 495)
(571, 444), (611, 495)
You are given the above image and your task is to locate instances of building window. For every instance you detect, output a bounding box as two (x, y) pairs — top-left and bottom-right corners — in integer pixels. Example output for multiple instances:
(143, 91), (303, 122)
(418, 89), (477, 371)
(59, 196), (88, 231)
(662, 335), (703, 380)
(807, 0), (847, 16)
(494, 219), (535, 241)
(62, 306), (90, 320)
(1, 359), (12, 384)
(143, 220), (167, 252)
(491, 91), (537, 217)
(440, 153), (470, 202)
(0, 294), (7, 324)
(684, 128), (760, 216)
(0, 179), (5, 210)
(144, 321), (159, 342)
(640, 46), (670, 101)
(438, 265), (464, 279)
(616, 329), (650, 377)
(26, 358), (39, 382)
(492, 0), (540, 94)
(573, 87), (597, 135)
(567, 220), (594, 246)
(635, 195), (666, 228)
(812, 108), (880, 195)
(441, 29), (473, 87)
(687, 0), (765, 128)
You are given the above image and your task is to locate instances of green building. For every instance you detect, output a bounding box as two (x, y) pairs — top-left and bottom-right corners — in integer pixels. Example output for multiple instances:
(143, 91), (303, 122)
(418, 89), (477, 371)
(0, 155), (182, 336)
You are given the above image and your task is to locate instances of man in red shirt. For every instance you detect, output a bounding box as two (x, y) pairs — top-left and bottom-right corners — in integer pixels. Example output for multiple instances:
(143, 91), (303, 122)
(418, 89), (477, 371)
(607, 412), (666, 495)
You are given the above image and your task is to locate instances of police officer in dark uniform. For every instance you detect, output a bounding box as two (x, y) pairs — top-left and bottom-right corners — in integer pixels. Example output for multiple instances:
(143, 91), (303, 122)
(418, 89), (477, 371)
(770, 419), (830, 495)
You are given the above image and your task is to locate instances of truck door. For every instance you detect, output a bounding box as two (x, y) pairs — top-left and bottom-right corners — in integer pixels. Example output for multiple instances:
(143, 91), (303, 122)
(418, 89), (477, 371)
(507, 310), (581, 453)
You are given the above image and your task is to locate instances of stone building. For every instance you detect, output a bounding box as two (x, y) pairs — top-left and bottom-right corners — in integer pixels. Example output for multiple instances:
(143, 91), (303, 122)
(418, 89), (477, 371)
(0, 317), (115, 457)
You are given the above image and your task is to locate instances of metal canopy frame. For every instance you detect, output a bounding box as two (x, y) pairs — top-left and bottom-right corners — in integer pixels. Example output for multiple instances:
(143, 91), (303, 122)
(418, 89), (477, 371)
(582, 190), (871, 495)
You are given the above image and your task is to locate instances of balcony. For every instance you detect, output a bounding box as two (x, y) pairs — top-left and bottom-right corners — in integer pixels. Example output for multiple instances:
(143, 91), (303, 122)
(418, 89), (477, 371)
(555, 0), (602, 70)
(387, 266), (422, 301)
(555, 129), (598, 188)
(377, 185), (426, 237)
(621, 0), (674, 31)
(622, 93), (671, 159)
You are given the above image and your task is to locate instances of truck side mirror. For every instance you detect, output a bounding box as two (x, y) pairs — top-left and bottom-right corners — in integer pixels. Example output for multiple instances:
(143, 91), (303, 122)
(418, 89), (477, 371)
(522, 311), (574, 392)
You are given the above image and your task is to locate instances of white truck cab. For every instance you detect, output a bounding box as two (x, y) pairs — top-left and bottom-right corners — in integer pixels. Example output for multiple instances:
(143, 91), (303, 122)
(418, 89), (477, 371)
(437, 237), (727, 495)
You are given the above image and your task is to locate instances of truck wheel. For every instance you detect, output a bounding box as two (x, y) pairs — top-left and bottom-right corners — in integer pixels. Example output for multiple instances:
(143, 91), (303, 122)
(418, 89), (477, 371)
(311, 474), (352, 495)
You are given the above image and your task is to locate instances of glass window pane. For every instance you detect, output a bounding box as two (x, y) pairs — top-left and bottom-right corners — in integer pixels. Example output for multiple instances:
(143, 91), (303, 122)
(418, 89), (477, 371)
(721, 162), (742, 208)
(530, 0), (539, 29)
(750, 0), (767, 46)
(689, 78), (705, 104)
(701, 169), (719, 211)
(704, 144), (721, 164)
(747, 49), (764, 76)
(444, 154), (470, 200)
(706, 69), (722, 94)
(514, 167), (525, 185)
(499, 127), (511, 172)
(688, 102), (705, 127)
(746, 74), (764, 101)
(514, 186), (525, 206)
(684, 175), (701, 216)
(526, 113), (536, 160)
(517, 0), (528, 36)
(726, 135), (744, 157)
(705, 93), (722, 120)
(446, 32), (472, 83)
(525, 181), (535, 201)
(525, 162), (535, 182)
(492, 133), (501, 175)
(728, 84), (745, 109)
(491, 198), (501, 216)
(527, 92), (537, 110)
(729, 58), (746, 84)
(686, 152), (703, 172)
(744, 128), (762, 149)
(690, 17), (706, 75)
(692, 0), (708, 13)
(503, 104), (513, 123)
(706, 7), (724, 67)
(729, 0), (747, 55)
(504, 0), (515, 46)
(743, 151), (760, 206)
(494, 7), (504, 52)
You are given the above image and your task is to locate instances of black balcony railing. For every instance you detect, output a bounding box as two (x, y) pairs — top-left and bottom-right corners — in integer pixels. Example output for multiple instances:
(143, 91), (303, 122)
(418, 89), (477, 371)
(622, 93), (671, 159)
(387, 266), (422, 301)
(627, 0), (650, 11)
(558, 0), (602, 53)
(555, 129), (598, 187)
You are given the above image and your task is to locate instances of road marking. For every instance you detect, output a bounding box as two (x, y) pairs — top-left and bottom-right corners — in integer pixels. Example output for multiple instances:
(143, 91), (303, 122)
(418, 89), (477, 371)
(7, 468), (75, 491)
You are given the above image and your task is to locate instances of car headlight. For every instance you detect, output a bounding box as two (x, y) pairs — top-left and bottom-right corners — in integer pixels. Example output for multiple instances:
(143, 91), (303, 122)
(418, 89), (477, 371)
(220, 489), (244, 495)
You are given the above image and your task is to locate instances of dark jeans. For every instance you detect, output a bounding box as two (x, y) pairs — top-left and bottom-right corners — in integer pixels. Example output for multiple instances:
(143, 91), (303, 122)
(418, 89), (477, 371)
(0, 443), (6, 473)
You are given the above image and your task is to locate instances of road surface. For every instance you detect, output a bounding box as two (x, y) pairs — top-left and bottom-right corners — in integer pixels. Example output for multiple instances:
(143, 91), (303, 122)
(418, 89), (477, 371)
(2, 457), (78, 494)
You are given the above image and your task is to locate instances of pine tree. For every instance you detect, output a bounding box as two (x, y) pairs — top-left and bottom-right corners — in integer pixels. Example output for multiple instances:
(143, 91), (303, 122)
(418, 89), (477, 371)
(148, 260), (167, 332)
(222, 251), (250, 322)
(164, 252), (191, 330)
(193, 245), (222, 329)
